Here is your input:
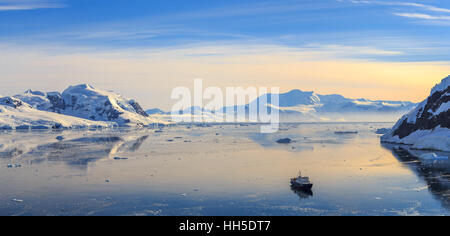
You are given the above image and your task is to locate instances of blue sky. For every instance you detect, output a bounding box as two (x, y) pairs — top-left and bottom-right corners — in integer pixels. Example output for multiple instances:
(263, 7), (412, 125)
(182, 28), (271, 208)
(1, 0), (449, 60)
(0, 0), (449, 108)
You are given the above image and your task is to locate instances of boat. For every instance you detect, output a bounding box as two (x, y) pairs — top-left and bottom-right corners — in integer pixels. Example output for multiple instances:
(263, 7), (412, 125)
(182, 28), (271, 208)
(290, 171), (313, 190)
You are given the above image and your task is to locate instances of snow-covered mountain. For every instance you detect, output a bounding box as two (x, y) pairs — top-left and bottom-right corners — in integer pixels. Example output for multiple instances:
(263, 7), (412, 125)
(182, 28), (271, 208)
(253, 89), (416, 114)
(150, 89), (416, 122)
(14, 84), (164, 127)
(0, 96), (116, 130)
(382, 76), (450, 152)
(146, 108), (168, 115)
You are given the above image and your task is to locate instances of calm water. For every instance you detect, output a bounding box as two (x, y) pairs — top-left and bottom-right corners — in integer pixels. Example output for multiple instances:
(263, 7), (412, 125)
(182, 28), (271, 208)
(0, 123), (449, 216)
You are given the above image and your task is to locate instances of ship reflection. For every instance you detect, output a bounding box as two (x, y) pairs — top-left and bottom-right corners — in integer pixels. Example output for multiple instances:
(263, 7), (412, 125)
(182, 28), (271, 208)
(290, 186), (313, 200)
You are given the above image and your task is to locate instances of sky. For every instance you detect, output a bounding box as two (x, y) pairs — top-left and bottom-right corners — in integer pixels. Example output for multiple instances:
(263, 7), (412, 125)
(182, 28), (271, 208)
(0, 0), (449, 109)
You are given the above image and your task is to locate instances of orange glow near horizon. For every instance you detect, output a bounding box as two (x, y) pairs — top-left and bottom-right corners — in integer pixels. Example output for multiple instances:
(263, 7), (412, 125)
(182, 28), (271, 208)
(0, 44), (448, 108)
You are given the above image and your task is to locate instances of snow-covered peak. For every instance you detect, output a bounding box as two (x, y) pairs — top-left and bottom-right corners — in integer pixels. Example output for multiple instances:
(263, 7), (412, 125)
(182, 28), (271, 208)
(11, 84), (165, 127)
(0, 96), (116, 130)
(24, 89), (46, 97)
(382, 76), (449, 151)
(1, 86), (162, 130)
(146, 108), (167, 115)
(60, 84), (159, 126)
(160, 87), (416, 122)
(279, 89), (320, 107)
(14, 90), (65, 113)
(63, 84), (97, 95)
(62, 84), (123, 102)
(431, 75), (450, 95)
(317, 94), (347, 104)
(62, 84), (147, 114)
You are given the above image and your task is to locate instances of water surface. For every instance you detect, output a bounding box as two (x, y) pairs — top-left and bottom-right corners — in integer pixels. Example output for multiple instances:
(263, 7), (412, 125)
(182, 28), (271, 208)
(0, 123), (449, 216)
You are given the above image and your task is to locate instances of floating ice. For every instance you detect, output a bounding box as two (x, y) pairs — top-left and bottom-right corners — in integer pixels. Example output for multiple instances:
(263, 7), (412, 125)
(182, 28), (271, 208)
(375, 128), (390, 134)
(276, 138), (293, 144)
(419, 153), (448, 161)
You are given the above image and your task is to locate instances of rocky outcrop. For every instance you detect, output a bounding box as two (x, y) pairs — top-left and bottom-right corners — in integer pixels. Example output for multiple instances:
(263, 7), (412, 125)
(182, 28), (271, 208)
(129, 100), (149, 117)
(382, 76), (450, 152)
(0, 96), (29, 109)
(46, 92), (66, 113)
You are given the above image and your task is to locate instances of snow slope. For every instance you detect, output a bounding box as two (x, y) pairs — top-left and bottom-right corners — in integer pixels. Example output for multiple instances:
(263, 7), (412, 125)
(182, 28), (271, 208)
(14, 84), (165, 127)
(382, 76), (450, 151)
(0, 96), (116, 130)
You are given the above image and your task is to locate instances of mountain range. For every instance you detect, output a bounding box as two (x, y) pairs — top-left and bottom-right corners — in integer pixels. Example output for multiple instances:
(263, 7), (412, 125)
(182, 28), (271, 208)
(148, 89), (417, 122)
(1, 84), (164, 130)
(0, 83), (422, 130)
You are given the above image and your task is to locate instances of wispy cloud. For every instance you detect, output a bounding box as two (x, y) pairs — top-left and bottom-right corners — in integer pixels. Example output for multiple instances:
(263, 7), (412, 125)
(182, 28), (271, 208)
(342, 0), (450, 23)
(399, 2), (450, 14)
(394, 13), (450, 21)
(345, 0), (450, 13)
(0, 0), (63, 11)
(169, 1), (337, 19)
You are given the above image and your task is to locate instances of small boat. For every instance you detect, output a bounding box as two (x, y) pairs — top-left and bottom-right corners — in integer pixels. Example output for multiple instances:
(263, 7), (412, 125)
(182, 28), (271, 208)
(290, 171), (313, 190)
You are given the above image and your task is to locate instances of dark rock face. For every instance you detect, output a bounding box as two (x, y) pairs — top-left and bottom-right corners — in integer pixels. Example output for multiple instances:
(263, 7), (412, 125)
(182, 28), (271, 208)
(97, 102), (123, 121)
(106, 110), (123, 121)
(129, 100), (149, 117)
(393, 86), (450, 139)
(62, 94), (125, 121)
(52, 123), (63, 129)
(47, 92), (66, 113)
(69, 96), (78, 109)
(0, 97), (25, 108)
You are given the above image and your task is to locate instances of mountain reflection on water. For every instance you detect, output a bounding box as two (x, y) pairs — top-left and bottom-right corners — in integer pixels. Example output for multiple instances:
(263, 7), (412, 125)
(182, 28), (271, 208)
(382, 144), (450, 211)
(1, 123), (449, 216)
(0, 132), (149, 168)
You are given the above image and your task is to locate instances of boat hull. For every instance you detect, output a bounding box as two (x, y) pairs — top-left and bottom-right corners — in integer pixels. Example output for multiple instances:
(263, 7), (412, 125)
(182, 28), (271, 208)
(290, 181), (313, 190)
